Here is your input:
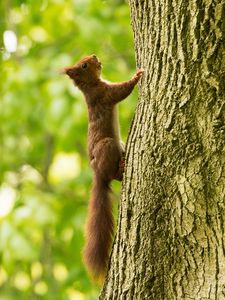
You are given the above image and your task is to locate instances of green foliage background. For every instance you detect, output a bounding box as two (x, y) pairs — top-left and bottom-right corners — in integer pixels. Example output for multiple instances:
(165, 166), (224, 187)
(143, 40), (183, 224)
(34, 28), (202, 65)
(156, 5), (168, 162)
(0, 0), (137, 299)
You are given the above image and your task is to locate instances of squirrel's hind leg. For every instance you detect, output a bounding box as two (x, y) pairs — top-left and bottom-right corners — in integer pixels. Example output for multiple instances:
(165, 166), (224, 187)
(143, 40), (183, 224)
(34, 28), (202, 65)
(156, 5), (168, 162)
(114, 155), (125, 181)
(91, 138), (123, 181)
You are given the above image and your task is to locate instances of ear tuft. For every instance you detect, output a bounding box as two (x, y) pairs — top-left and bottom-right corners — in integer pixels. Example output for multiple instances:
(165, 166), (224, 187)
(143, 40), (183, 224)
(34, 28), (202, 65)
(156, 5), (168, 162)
(92, 54), (99, 62)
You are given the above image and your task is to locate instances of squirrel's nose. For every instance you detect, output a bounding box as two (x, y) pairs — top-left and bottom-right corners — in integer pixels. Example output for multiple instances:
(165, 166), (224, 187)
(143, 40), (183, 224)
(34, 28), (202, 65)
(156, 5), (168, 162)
(66, 69), (73, 77)
(63, 67), (78, 78)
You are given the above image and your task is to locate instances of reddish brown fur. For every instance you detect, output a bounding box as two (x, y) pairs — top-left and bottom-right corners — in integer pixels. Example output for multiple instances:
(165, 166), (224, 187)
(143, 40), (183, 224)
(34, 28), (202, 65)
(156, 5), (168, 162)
(64, 54), (143, 280)
(83, 175), (113, 280)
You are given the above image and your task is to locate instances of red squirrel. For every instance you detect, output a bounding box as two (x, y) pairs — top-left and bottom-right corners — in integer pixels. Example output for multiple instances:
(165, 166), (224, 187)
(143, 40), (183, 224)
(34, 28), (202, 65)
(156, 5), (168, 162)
(63, 54), (143, 280)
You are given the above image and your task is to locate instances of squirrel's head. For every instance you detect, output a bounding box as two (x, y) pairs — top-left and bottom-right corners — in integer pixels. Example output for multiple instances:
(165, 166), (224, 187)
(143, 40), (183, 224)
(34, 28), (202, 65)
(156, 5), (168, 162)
(63, 54), (102, 88)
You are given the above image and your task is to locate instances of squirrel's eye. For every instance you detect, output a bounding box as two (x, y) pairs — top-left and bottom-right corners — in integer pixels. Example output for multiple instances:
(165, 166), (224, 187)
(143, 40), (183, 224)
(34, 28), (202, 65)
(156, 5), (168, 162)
(81, 63), (88, 69)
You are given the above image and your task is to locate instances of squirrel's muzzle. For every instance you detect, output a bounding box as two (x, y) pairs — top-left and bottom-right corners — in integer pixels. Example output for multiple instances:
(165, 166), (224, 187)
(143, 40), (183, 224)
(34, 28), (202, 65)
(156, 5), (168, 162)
(62, 66), (79, 79)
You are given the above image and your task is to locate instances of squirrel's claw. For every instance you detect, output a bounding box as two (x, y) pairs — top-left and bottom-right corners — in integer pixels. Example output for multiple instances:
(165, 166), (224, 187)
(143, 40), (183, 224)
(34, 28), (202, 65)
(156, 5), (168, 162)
(132, 69), (144, 82)
(136, 69), (144, 77)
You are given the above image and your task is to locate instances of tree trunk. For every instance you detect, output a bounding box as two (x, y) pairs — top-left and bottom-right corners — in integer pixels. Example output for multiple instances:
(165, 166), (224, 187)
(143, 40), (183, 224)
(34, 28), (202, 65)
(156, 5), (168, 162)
(100, 0), (225, 299)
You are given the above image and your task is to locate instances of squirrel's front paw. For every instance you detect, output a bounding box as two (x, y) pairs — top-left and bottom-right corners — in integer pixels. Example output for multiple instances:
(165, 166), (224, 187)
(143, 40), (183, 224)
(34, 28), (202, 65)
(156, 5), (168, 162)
(133, 69), (144, 81)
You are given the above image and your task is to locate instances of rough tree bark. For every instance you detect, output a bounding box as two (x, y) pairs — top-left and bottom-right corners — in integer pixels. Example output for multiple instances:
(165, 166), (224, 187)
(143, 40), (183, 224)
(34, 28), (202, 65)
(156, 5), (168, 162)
(100, 0), (225, 299)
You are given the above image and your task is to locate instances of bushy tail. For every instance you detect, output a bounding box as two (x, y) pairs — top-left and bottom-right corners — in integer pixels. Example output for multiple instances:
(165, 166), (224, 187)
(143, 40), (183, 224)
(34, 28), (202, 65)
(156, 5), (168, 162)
(83, 175), (114, 281)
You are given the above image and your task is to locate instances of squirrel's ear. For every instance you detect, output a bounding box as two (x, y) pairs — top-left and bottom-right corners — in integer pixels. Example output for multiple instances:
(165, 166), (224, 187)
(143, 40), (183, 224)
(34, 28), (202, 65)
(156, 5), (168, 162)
(92, 54), (99, 62)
